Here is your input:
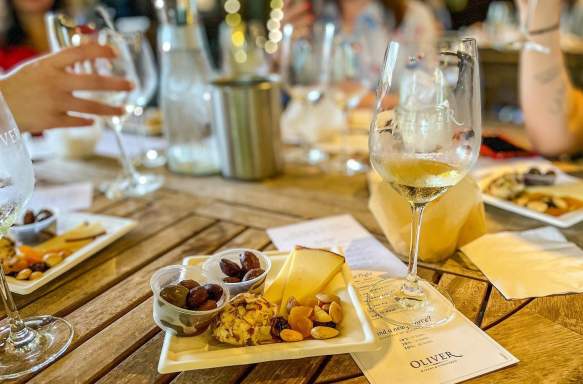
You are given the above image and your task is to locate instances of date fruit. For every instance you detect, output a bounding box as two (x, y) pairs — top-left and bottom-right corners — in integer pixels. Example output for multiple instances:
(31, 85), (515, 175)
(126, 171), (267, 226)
(197, 300), (217, 311)
(179, 279), (200, 290)
(204, 283), (223, 301)
(240, 251), (260, 271)
(223, 276), (241, 283)
(220, 259), (242, 277)
(186, 286), (209, 309)
(242, 268), (264, 281)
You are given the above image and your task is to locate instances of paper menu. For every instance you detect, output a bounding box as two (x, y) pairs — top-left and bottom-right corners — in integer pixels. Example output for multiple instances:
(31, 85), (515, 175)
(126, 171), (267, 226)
(267, 215), (519, 384)
(352, 271), (518, 384)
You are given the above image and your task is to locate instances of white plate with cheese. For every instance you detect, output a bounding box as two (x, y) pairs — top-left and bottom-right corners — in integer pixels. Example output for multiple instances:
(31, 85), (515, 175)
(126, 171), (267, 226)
(157, 250), (380, 373)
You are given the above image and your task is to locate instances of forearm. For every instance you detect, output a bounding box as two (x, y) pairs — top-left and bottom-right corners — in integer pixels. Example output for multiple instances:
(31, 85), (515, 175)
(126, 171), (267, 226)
(519, 2), (575, 156)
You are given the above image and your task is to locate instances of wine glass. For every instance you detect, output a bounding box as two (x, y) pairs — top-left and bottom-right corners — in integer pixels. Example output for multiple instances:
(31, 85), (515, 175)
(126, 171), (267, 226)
(330, 36), (373, 175)
(280, 22), (335, 165)
(0, 94), (73, 379)
(367, 37), (482, 328)
(47, 13), (164, 199)
(117, 17), (166, 168)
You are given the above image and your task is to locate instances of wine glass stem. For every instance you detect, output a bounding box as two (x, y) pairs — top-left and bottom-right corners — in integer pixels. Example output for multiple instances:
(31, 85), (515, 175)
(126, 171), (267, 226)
(110, 122), (140, 184)
(403, 203), (426, 296)
(0, 233), (35, 347)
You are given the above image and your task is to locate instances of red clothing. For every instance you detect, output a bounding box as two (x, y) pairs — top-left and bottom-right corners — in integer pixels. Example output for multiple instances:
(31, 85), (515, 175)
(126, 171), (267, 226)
(0, 45), (39, 72)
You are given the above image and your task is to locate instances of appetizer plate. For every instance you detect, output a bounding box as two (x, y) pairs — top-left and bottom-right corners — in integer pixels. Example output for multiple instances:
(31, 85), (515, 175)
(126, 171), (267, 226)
(475, 162), (583, 228)
(7, 212), (136, 295)
(157, 252), (380, 373)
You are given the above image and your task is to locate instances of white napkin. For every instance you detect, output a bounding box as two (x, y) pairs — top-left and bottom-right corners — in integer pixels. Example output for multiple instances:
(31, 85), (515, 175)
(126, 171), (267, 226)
(461, 227), (583, 299)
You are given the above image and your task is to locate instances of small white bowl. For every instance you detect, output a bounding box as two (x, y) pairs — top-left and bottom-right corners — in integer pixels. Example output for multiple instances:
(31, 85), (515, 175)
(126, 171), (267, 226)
(10, 210), (57, 245)
(202, 248), (271, 297)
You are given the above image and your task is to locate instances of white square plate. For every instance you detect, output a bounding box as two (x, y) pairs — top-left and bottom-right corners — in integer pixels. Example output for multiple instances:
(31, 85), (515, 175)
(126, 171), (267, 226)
(475, 161), (583, 228)
(157, 251), (380, 373)
(7, 212), (136, 295)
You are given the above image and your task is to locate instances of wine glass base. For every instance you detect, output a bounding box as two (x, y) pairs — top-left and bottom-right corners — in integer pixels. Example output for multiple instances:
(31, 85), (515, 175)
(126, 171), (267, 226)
(0, 315), (73, 380)
(366, 278), (454, 329)
(139, 150), (167, 168)
(102, 173), (164, 199)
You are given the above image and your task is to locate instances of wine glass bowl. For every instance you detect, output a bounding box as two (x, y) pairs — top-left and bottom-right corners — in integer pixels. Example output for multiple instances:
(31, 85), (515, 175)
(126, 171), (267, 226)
(367, 37), (481, 328)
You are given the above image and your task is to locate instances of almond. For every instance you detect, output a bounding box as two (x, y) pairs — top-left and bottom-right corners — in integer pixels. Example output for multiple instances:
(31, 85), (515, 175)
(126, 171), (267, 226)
(311, 326), (339, 340)
(280, 329), (304, 342)
(314, 305), (332, 323)
(316, 293), (340, 305)
(329, 301), (343, 324)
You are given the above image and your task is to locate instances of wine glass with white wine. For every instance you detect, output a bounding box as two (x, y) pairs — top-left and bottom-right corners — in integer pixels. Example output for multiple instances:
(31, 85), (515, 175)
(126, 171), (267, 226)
(0, 94), (73, 379)
(368, 37), (481, 328)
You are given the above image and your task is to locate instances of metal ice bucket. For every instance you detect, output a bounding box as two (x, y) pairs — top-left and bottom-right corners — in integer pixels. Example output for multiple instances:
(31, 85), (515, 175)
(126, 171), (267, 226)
(210, 76), (282, 180)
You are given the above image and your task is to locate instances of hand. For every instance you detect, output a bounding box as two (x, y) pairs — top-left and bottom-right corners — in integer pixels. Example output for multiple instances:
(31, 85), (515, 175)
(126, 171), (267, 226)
(282, 0), (315, 31)
(0, 43), (133, 134)
(514, 0), (561, 31)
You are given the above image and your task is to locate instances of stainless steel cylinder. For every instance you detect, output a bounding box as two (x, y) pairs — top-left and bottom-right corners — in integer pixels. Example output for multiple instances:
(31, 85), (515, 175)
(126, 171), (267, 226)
(210, 76), (282, 180)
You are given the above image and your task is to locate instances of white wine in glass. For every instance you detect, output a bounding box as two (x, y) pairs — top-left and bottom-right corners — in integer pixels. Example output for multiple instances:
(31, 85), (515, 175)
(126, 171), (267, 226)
(368, 37), (481, 328)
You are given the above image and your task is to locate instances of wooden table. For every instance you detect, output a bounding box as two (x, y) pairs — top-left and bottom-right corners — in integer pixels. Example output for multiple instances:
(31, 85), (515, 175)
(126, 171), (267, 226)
(9, 155), (583, 384)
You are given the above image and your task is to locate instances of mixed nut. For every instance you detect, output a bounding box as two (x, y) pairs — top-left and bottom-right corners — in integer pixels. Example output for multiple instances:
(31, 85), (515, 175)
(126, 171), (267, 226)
(219, 251), (265, 284)
(160, 279), (224, 311)
(270, 292), (343, 343)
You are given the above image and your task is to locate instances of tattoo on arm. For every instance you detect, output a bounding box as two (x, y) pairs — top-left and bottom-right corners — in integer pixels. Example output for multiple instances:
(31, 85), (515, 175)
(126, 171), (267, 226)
(534, 65), (566, 115)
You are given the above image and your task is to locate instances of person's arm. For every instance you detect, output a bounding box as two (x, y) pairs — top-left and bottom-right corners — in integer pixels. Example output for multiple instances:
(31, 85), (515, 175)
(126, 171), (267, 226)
(0, 43), (132, 134)
(518, 0), (580, 156)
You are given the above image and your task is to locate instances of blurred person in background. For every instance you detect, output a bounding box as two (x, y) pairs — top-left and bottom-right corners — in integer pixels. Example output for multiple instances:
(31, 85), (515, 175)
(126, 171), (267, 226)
(0, 0), (62, 71)
(283, 0), (439, 62)
(517, 0), (583, 156)
(0, 43), (133, 133)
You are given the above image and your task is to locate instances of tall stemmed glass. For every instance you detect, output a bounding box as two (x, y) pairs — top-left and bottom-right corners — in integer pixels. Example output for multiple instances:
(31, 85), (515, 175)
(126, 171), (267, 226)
(330, 36), (373, 174)
(47, 13), (164, 198)
(367, 37), (482, 328)
(0, 95), (73, 379)
(280, 22), (335, 165)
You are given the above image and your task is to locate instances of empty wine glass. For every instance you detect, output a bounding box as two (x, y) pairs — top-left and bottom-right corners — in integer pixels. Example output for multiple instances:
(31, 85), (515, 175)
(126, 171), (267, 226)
(367, 37), (482, 328)
(280, 22), (335, 165)
(330, 36), (373, 174)
(117, 16), (166, 168)
(47, 13), (164, 198)
(0, 94), (73, 379)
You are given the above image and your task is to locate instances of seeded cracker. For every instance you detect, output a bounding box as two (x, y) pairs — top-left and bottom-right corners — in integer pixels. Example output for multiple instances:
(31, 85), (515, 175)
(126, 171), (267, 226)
(211, 293), (277, 346)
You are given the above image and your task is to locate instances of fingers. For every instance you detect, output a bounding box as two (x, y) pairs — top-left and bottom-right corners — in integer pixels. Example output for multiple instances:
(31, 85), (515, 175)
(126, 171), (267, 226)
(51, 115), (95, 128)
(49, 43), (116, 68)
(62, 73), (133, 92)
(66, 97), (125, 116)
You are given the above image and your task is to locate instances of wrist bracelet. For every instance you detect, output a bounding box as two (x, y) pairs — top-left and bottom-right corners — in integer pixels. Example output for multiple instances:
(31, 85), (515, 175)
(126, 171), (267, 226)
(528, 22), (560, 36)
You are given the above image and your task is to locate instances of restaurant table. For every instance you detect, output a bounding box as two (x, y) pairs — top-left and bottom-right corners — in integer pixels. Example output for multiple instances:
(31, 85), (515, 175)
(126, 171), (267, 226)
(8, 152), (583, 384)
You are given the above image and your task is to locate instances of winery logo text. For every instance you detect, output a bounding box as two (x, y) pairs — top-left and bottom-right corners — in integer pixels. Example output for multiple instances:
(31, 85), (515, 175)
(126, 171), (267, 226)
(0, 128), (19, 146)
(410, 351), (463, 372)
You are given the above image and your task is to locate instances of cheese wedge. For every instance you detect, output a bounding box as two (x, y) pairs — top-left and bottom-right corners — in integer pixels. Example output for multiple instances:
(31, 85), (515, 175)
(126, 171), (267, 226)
(279, 246), (345, 316)
(264, 248), (295, 304)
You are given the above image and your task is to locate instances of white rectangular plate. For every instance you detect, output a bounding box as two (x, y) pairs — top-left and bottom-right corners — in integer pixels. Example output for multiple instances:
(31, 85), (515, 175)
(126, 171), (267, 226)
(476, 161), (583, 228)
(157, 252), (380, 373)
(7, 212), (136, 295)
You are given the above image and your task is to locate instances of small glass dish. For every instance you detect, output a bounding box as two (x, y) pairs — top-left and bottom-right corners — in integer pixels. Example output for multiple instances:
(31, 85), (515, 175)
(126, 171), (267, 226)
(150, 265), (229, 337)
(9, 210), (57, 245)
(202, 248), (271, 297)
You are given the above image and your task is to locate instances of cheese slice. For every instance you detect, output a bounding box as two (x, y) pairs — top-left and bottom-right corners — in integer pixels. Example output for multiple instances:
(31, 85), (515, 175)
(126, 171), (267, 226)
(279, 246), (345, 316)
(264, 248), (295, 304)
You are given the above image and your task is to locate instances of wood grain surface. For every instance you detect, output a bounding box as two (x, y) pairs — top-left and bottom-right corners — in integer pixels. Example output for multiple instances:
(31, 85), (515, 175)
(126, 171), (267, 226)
(11, 155), (582, 384)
